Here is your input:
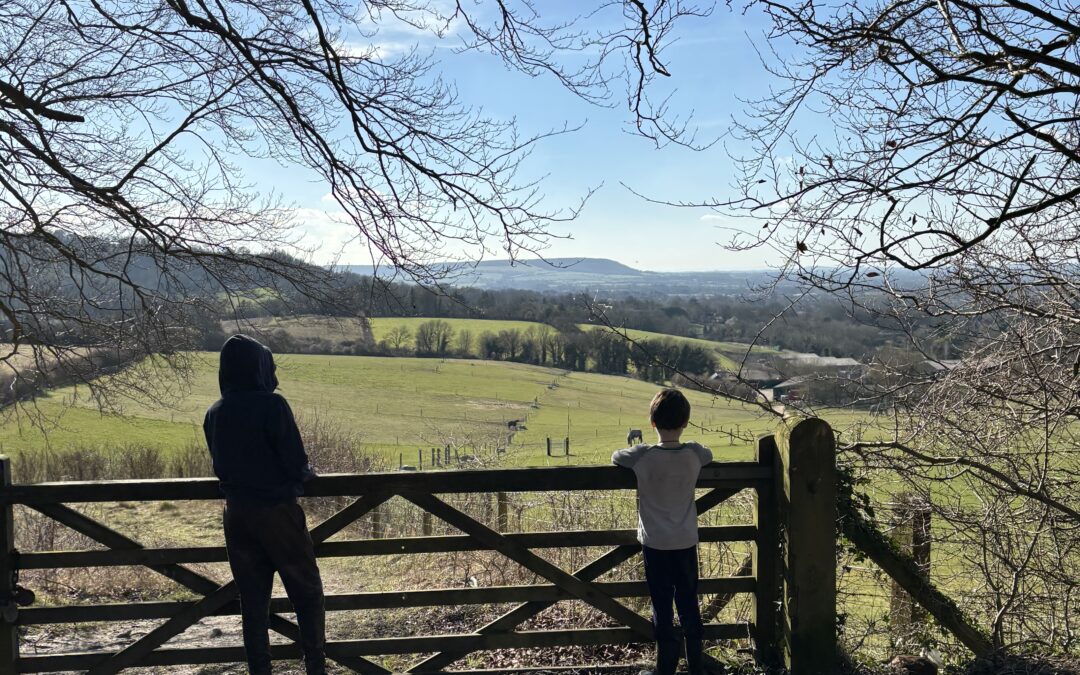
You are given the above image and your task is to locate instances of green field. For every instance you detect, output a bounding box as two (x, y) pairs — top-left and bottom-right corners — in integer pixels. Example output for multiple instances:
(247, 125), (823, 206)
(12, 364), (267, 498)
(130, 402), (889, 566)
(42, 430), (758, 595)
(0, 353), (803, 467)
(226, 315), (775, 373)
(578, 324), (780, 371)
(0, 351), (910, 662)
(228, 315), (555, 357)
(369, 317), (550, 347)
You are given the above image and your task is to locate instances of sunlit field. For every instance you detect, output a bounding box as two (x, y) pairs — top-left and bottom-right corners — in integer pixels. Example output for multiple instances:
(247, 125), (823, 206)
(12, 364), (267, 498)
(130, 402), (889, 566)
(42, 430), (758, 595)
(0, 353), (823, 466)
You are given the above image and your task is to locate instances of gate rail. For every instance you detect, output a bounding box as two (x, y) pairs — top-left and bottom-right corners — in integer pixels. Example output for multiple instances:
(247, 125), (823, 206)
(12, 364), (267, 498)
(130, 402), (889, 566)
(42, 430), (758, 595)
(0, 417), (840, 674)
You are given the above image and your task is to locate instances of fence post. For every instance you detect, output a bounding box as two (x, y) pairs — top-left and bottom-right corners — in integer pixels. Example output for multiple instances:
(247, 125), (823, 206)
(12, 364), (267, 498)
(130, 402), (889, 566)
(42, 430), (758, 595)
(778, 418), (836, 675)
(563, 437), (569, 456)
(753, 435), (781, 667)
(0, 456), (17, 670)
(890, 493), (932, 646)
(422, 511), (433, 537)
(496, 492), (509, 532)
(546, 438), (552, 457)
(371, 505), (383, 539)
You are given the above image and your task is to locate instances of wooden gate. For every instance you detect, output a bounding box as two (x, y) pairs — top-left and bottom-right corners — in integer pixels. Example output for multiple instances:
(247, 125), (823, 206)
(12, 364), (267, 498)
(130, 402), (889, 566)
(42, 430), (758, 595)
(0, 418), (839, 674)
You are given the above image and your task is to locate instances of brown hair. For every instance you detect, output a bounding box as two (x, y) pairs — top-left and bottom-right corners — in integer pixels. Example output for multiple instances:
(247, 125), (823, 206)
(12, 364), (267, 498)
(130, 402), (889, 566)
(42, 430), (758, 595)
(649, 388), (691, 430)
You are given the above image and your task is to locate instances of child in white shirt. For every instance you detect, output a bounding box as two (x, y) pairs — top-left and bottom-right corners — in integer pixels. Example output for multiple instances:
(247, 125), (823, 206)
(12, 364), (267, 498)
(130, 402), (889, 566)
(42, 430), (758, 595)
(613, 388), (712, 675)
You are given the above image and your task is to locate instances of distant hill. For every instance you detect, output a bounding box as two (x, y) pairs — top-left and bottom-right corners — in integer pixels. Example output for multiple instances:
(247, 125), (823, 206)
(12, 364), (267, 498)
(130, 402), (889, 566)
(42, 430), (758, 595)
(338, 257), (780, 296)
(341, 257), (642, 278)
(477, 257), (644, 276)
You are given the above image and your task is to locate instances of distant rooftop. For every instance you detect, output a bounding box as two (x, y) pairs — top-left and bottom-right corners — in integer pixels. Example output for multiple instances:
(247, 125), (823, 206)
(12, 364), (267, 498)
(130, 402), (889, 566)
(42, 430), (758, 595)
(777, 353), (862, 368)
(921, 359), (963, 372)
(774, 376), (812, 389)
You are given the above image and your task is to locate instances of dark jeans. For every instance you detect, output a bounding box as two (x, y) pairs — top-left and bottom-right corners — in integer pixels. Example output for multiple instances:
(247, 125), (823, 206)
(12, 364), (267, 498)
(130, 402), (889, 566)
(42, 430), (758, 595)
(643, 545), (704, 643)
(224, 501), (326, 675)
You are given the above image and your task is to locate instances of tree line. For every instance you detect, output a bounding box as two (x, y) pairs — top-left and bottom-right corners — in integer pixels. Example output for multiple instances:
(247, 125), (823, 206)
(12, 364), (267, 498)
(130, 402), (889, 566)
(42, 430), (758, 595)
(319, 274), (937, 361)
(256, 319), (716, 386)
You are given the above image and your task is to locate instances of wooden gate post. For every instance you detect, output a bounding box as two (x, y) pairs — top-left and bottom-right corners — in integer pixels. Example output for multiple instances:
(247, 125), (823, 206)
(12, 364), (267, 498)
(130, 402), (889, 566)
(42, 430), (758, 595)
(0, 456), (18, 670)
(753, 435), (781, 666)
(778, 418), (837, 675)
(889, 493), (932, 645)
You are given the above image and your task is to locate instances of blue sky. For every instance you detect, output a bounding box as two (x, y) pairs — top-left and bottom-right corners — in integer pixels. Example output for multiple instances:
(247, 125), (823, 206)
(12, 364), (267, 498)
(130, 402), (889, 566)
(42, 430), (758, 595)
(259, 3), (783, 272)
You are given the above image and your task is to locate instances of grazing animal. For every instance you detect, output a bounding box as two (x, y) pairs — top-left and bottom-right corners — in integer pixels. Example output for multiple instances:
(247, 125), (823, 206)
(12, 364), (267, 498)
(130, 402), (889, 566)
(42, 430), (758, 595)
(627, 429), (644, 445)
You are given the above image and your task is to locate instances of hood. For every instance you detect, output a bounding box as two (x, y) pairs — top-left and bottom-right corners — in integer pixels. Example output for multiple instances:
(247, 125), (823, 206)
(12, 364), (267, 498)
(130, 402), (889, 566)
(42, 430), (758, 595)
(218, 334), (279, 395)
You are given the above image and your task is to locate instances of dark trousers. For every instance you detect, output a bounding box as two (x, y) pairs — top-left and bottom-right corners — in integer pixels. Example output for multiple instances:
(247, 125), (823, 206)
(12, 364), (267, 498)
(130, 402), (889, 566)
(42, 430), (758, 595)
(224, 501), (326, 675)
(643, 545), (704, 642)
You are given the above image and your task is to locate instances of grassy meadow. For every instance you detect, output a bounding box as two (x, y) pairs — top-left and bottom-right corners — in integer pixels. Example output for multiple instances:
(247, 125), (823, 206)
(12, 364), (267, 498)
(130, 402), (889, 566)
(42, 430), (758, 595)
(227, 315), (551, 357)
(368, 317), (547, 347)
(0, 353), (804, 467)
(0, 350), (918, 667)
(224, 314), (782, 371)
(577, 324), (781, 371)
(1, 348), (1057, 665)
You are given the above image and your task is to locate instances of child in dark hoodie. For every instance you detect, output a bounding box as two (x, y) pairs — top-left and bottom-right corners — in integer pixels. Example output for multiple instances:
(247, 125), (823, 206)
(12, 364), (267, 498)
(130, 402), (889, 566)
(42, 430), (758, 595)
(204, 335), (325, 675)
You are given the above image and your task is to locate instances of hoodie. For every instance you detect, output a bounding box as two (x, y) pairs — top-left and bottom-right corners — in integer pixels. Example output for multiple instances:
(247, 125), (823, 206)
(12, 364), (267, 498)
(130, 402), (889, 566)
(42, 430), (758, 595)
(204, 334), (314, 503)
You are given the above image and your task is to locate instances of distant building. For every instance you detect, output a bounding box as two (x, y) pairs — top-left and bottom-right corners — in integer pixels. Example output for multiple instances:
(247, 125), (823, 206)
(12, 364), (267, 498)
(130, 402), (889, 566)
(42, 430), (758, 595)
(773, 376), (811, 401)
(709, 364), (784, 389)
(919, 359), (962, 375)
(776, 352), (866, 381)
(780, 352), (861, 367)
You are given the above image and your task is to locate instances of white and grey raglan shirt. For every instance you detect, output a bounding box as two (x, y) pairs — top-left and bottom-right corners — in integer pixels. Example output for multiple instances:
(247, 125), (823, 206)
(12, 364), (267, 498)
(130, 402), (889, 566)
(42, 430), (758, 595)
(611, 442), (713, 550)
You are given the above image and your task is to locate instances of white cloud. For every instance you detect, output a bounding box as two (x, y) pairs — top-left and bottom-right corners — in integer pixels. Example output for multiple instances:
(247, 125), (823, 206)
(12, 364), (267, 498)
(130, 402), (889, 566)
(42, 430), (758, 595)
(288, 207), (367, 264)
(339, 40), (418, 60)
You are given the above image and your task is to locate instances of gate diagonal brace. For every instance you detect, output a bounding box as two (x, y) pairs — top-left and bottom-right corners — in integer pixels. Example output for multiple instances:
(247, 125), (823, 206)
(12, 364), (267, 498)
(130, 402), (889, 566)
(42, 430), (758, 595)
(401, 492), (654, 637)
(407, 487), (744, 673)
(32, 494), (393, 674)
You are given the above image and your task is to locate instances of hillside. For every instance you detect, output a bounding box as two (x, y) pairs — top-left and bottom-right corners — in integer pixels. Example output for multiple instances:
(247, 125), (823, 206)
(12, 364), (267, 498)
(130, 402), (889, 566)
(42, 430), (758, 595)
(368, 317), (549, 353)
(339, 258), (790, 295)
(226, 315), (781, 373)
(578, 324), (781, 371)
(0, 354), (805, 466)
(343, 257), (648, 294)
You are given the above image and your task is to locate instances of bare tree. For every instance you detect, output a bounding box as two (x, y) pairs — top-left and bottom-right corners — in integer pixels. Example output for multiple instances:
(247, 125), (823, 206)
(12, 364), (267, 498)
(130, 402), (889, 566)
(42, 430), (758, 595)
(386, 325), (414, 353)
(456, 328), (474, 356)
(0, 0), (707, 404)
(656, 0), (1080, 656)
(415, 319), (453, 356)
